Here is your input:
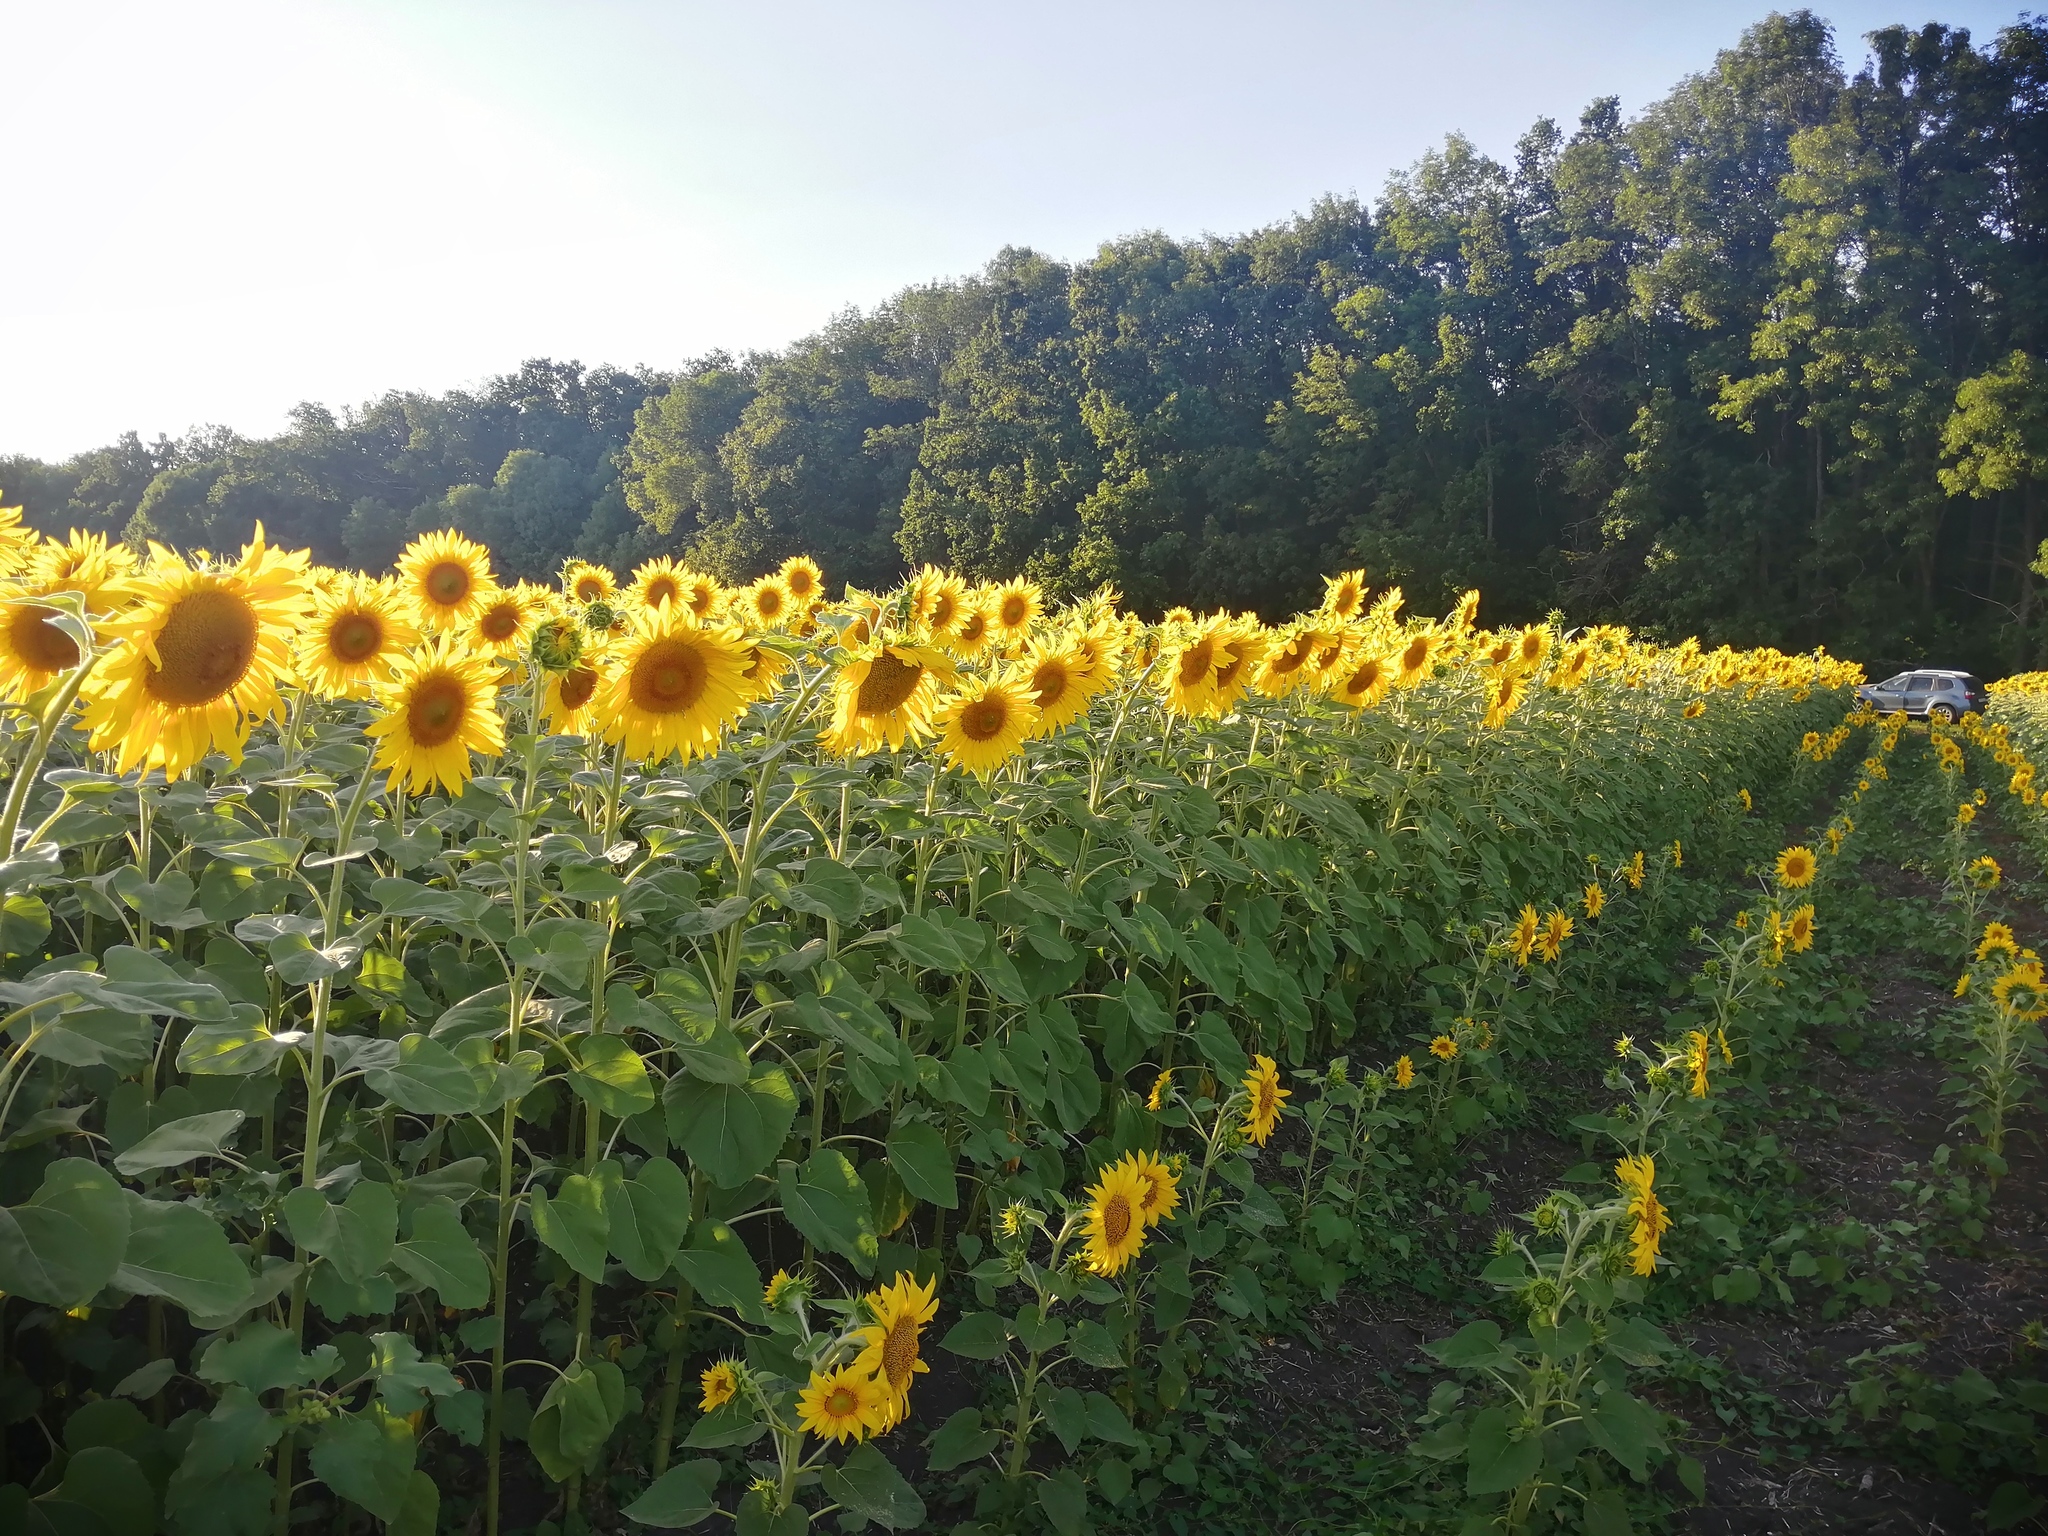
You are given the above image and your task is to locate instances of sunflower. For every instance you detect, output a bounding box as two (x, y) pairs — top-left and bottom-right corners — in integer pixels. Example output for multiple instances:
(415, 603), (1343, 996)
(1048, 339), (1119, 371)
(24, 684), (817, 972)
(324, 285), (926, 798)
(1241, 1053), (1290, 1146)
(595, 608), (753, 764)
(739, 574), (796, 631)
(1683, 698), (1706, 719)
(627, 557), (691, 612)
(1738, 788), (1753, 813)
(1392, 1055), (1415, 1088)
(933, 674), (1039, 776)
(1482, 669), (1527, 730)
(1322, 568), (1368, 622)
(779, 554), (825, 610)
(1615, 1154), (1669, 1276)
(1447, 588), (1482, 636)
(1956, 972), (1972, 998)
(1510, 903), (1540, 965)
(1536, 909), (1573, 962)
(850, 1272), (938, 1428)
(0, 532), (136, 705)
(1774, 845), (1817, 888)
(297, 574), (419, 698)
(989, 578), (1042, 646)
(1995, 962), (2048, 1021)
(762, 1269), (805, 1310)
(1210, 619), (1270, 713)
(542, 650), (610, 736)
(823, 642), (954, 756)
(1622, 851), (1645, 890)
(950, 603), (995, 661)
(1429, 1035), (1459, 1061)
(468, 583), (540, 661)
(1551, 643), (1592, 690)
(1968, 855), (2003, 890)
(1394, 630), (1440, 687)
(699, 1359), (740, 1412)
(1147, 1069), (1173, 1110)
(1081, 1158), (1150, 1276)
(1124, 1150), (1180, 1228)
(1583, 881), (1606, 920)
(1785, 904), (1816, 954)
(909, 566), (967, 643)
(80, 529), (310, 778)
(736, 639), (794, 705)
(796, 1364), (887, 1445)
(365, 636), (505, 795)
(0, 500), (35, 575)
(1978, 921), (2020, 961)
(1686, 1031), (1711, 1097)
(1670, 839), (1684, 869)
(1161, 615), (1231, 718)
(561, 559), (616, 606)
(1516, 626), (1550, 670)
(397, 529), (496, 633)
(1251, 623), (1320, 699)
(1020, 640), (1092, 736)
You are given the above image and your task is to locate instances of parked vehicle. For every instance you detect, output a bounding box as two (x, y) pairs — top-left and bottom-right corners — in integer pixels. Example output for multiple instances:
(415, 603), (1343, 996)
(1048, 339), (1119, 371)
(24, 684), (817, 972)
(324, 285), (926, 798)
(1854, 669), (1989, 723)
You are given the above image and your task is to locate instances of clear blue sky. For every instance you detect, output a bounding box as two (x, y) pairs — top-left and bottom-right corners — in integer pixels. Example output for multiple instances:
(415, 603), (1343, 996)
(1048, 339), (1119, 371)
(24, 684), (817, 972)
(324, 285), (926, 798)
(0, 1), (2029, 461)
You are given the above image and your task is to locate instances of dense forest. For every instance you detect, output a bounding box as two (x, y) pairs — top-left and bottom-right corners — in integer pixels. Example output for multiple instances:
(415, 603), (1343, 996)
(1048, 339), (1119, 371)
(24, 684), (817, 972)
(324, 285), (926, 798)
(9, 11), (2048, 673)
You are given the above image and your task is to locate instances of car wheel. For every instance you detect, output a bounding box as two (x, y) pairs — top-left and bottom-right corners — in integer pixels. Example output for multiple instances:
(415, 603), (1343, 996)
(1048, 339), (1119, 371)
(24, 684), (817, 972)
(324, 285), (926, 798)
(1931, 703), (1956, 724)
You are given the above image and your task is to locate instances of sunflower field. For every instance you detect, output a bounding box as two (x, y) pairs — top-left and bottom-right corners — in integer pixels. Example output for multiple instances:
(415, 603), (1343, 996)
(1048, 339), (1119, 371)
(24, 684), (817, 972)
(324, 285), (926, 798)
(0, 504), (1868, 1536)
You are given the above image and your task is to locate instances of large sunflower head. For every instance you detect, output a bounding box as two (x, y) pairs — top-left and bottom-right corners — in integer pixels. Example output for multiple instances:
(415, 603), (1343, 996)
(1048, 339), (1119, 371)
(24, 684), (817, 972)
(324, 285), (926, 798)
(779, 554), (825, 609)
(1774, 845), (1817, 889)
(79, 527), (311, 778)
(736, 573), (795, 632)
(397, 529), (495, 632)
(989, 578), (1043, 646)
(796, 1364), (886, 1445)
(0, 532), (139, 706)
(1482, 669), (1527, 730)
(297, 574), (420, 698)
(561, 559), (616, 607)
(949, 602), (995, 661)
(1241, 1054), (1291, 1145)
(1395, 630), (1440, 687)
(934, 673), (1039, 776)
(823, 642), (955, 756)
(1124, 1150), (1180, 1229)
(27, 528), (136, 601)
(626, 557), (689, 613)
(1785, 904), (1816, 953)
(592, 608), (752, 763)
(1161, 614), (1237, 719)
(1210, 618), (1270, 710)
(1995, 962), (2048, 1021)
(469, 582), (542, 660)
(364, 635), (505, 795)
(1332, 648), (1393, 710)
(542, 646), (611, 736)
(1322, 568), (1368, 623)
(850, 1272), (938, 1427)
(1021, 640), (1092, 736)
(1260, 623), (1333, 698)
(1082, 1159), (1150, 1276)
(910, 566), (968, 643)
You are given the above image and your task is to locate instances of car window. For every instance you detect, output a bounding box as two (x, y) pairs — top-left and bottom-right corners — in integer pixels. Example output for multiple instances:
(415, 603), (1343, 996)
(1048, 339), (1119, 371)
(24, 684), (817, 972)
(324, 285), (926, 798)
(1961, 675), (1982, 690)
(1878, 674), (1910, 690)
(1907, 674), (1935, 688)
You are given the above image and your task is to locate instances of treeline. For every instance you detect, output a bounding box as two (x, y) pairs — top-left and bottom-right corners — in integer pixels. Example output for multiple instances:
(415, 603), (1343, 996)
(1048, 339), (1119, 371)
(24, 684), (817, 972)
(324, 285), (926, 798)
(9, 12), (2048, 672)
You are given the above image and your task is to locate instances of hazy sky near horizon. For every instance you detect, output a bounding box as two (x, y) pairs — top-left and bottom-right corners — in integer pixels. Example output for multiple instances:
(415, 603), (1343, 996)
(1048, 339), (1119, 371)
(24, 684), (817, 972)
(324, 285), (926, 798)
(1, 1), (2029, 462)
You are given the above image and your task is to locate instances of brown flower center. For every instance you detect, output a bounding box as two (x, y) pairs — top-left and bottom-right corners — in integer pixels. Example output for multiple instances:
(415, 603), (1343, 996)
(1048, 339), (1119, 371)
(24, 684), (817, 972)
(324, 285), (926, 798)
(959, 696), (1011, 742)
(855, 652), (922, 716)
(957, 612), (987, 646)
(755, 586), (785, 620)
(406, 674), (469, 748)
(425, 560), (472, 607)
(999, 594), (1028, 628)
(479, 602), (520, 643)
(145, 587), (259, 707)
(645, 576), (680, 608)
(574, 575), (606, 603)
(1101, 1193), (1132, 1246)
(558, 665), (599, 712)
(824, 1384), (859, 1417)
(1177, 639), (1215, 687)
(1030, 660), (1070, 711)
(880, 1320), (919, 1389)
(628, 638), (710, 715)
(9, 604), (78, 674)
(329, 611), (384, 663)
(1402, 636), (1430, 673)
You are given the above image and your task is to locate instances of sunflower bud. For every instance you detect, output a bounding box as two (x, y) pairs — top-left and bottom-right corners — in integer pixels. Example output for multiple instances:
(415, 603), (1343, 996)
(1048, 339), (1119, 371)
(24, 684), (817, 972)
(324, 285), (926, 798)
(582, 598), (622, 635)
(1519, 1277), (1562, 1313)
(531, 615), (585, 675)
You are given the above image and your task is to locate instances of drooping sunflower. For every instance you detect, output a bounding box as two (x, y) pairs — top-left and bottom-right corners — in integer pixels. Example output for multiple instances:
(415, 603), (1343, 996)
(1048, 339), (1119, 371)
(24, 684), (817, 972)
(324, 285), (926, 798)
(909, 566), (968, 644)
(1392, 1055), (1416, 1088)
(989, 577), (1042, 647)
(0, 531), (137, 705)
(297, 574), (420, 698)
(468, 582), (541, 661)
(933, 674), (1039, 776)
(1509, 904), (1540, 966)
(397, 529), (496, 633)
(1321, 568), (1368, 622)
(1774, 845), (1817, 889)
(796, 1365), (887, 1445)
(1394, 630), (1440, 687)
(762, 1269), (804, 1310)
(1021, 640), (1092, 736)
(542, 649), (610, 736)
(594, 608), (753, 763)
(699, 1359), (740, 1412)
(1209, 618), (1270, 714)
(823, 642), (955, 755)
(1081, 1158), (1150, 1276)
(561, 559), (616, 606)
(1583, 881), (1606, 920)
(0, 500), (37, 576)
(850, 1272), (938, 1428)
(1124, 1150), (1180, 1229)
(1256, 623), (1328, 698)
(1995, 961), (2048, 1021)
(1615, 1154), (1669, 1276)
(779, 554), (826, 610)
(1241, 1053), (1290, 1146)
(1482, 669), (1527, 730)
(736, 639), (794, 705)
(1685, 1031), (1711, 1098)
(1785, 904), (1816, 954)
(1536, 909), (1573, 962)
(365, 636), (504, 795)
(80, 529), (311, 778)
(1147, 1070), (1173, 1111)
(1979, 921), (2020, 961)
(739, 573), (796, 631)
(628, 557), (691, 613)
(1622, 850), (1646, 890)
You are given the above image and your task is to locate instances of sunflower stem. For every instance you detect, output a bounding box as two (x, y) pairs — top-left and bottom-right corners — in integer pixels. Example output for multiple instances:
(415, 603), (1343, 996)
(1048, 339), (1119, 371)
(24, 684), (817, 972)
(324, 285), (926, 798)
(0, 650), (96, 856)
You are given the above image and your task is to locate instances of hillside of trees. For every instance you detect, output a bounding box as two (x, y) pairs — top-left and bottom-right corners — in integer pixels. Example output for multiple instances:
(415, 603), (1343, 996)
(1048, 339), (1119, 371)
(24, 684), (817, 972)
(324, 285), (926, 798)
(8, 12), (2048, 674)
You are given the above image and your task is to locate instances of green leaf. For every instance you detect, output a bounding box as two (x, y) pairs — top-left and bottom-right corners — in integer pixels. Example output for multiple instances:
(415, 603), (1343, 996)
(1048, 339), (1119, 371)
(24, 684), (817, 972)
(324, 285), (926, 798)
(891, 911), (977, 972)
(925, 1407), (1000, 1473)
(606, 1156), (691, 1283)
(285, 1179), (397, 1287)
(1043, 1384), (1086, 1452)
(777, 1150), (877, 1274)
(197, 1321), (333, 1394)
(1083, 1391), (1141, 1446)
(1066, 1319), (1123, 1369)
(569, 1033), (657, 1118)
(1037, 1467), (1088, 1536)
(112, 1109), (245, 1175)
(531, 1174), (610, 1282)
(624, 1459), (722, 1528)
(310, 1404), (417, 1522)
(666, 1064), (797, 1189)
(366, 1331), (462, 1414)
(940, 1312), (1011, 1360)
(1583, 1386), (1666, 1481)
(636, 988), (751, 1085)
(113, 1190), (256, 1318)
(371, 877), (491, 925)
(674, 1221), (765, 1321)
(885, 1121), (957, 1209)
(178, 1009), (294, 1076)
(532, 1359), (624, 1477)
(0, 894), (51, 958)
(683, 1398), (769, 1449)
(1180, 918), (1238, 1002)
(1426, 1320), (1506, 1369)
(390, 1199), (492, 1308)
(363, 1034), (485, 1116)
(1465, 1404), (1543, 1496)
(428, 983), (516, 1045)
(508, 916), (607, 989)
(0, 1158), (130, 1307)
(820, 1441), (925, 1530)
(388, 1472), (439, 1536)
(58, 1444), (158, 1536)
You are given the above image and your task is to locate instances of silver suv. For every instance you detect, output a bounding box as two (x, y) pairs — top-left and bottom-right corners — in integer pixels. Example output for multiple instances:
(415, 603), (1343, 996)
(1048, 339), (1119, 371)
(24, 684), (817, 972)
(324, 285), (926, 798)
(1855, 669), (1989, 723)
